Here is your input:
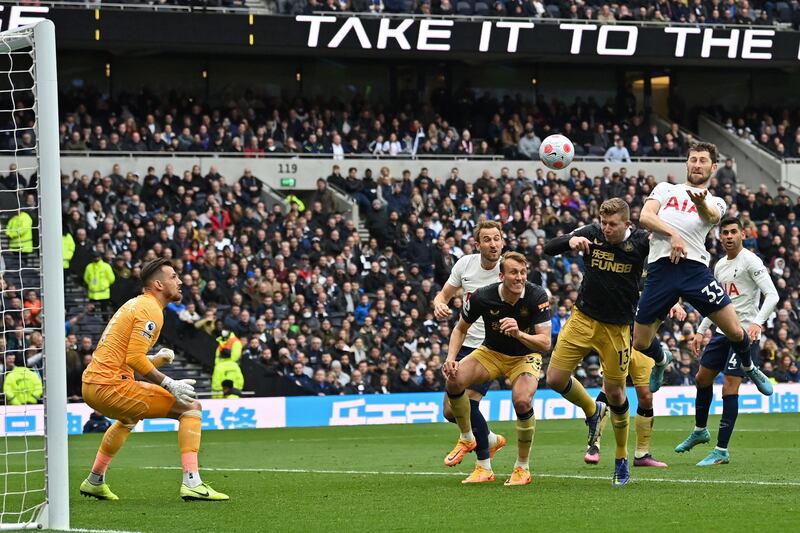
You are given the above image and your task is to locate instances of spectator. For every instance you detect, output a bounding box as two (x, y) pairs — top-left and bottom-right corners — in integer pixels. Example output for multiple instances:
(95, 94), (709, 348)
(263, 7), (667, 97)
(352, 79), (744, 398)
(716, 158), (737, 187)
(343, 369), (375, 394)
(309, 369), (336, 395)
(391, 368), (420, 393)
(420, 369), (443, 392)
(82, 411), (112, 434)
(215, 328), (243, 364)
(6, 209), (33, 254)
(83, 251), (115, 316)
(582, 362), (604, 388)
(211, 348), (245, 398)
(3, 355), (42, 405)
(286, 361), (313, 391)
(773, 354), (799, 383)
(517, 126), (541, 160)
(604, 137), (631, 162)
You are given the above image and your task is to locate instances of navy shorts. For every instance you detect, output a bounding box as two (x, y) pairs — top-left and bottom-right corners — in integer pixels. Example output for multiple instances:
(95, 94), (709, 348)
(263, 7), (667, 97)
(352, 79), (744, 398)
(458, 345), (492, 396)
(636, 258), (732, 325)
(700, 332), (760, 378)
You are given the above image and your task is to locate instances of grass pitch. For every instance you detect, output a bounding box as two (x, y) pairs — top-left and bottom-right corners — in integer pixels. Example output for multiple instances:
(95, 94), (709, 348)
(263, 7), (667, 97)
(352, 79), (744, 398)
(31, 413), (800, 531)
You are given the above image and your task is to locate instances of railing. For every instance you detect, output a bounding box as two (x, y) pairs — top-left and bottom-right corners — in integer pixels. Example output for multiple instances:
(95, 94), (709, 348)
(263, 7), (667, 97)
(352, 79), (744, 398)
(302, 11), (792, 31)
(53, 149), (689, 163)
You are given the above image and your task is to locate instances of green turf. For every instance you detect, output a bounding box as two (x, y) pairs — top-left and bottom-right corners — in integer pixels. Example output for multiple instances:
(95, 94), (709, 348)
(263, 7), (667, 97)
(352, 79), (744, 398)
(22, 412), (800, 531)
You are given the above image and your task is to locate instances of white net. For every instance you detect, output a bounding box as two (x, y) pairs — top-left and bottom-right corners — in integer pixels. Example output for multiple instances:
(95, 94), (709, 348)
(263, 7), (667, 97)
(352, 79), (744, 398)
(0, 26), (47, 528)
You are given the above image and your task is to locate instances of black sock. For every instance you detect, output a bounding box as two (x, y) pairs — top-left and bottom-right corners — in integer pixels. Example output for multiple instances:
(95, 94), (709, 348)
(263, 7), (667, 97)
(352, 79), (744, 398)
(640, 337), (665, 364)
(636, 406), (654, 418)
(609, 399), (630, 415)
(730, 330), (752, 368)
(596, 391), (608, 405)
(516, 408), (534, 421)
(470, 399), (490, 460)
(717, 395), (739, 449)
(695, 385), (713, 429)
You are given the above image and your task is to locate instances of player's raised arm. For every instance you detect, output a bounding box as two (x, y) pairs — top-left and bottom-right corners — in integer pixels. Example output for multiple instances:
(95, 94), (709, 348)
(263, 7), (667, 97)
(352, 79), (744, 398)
(687, 188), (722, 225)
(433, 282), (459, 319)
(640, 196), (687, 264)
(544, 226), (591, 256)
(444, 317), (471, 378)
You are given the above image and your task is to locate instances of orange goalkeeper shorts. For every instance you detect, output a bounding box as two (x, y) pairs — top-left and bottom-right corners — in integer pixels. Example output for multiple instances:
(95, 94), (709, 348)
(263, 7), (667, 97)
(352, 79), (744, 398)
(83, 378), (176, 422)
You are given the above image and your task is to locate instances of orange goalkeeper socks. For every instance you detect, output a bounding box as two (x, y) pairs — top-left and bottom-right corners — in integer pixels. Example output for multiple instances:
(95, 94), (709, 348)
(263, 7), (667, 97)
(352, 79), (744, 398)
(89, 420), (133, 483)
(179, 411), (202, 487)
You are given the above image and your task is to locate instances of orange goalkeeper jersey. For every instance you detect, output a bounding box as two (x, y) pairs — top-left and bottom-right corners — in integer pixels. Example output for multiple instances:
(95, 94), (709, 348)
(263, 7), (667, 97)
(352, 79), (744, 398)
(82, 292), (163, 385)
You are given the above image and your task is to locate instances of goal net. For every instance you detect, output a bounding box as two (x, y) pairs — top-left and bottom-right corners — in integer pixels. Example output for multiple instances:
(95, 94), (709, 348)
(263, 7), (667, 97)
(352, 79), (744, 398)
(0, 21), (68, 531)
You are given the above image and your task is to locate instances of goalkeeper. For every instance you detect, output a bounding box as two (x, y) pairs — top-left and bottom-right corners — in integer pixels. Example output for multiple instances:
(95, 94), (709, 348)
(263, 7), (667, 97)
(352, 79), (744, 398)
(80, 257), (229, 502)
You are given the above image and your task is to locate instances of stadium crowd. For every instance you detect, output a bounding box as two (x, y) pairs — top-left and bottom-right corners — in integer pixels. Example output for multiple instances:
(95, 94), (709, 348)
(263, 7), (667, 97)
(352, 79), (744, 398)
(290, 0), (800, 27)
(714, 107), (800, 159)
(36, 150), (800, 399)
(56, 89), (696, 161)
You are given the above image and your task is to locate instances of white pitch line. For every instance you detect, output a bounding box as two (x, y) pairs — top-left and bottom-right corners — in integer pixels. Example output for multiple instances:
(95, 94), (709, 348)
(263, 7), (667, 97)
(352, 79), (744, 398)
(69, 528), (142, 533)
(142, 466), (800, 487)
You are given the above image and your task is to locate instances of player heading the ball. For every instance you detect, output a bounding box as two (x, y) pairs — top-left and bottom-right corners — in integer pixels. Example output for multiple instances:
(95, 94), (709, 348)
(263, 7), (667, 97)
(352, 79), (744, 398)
(632, 142), (772, 396)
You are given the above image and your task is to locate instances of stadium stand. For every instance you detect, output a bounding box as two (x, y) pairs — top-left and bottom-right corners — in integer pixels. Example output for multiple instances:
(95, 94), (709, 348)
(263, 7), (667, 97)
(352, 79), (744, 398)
(706, 107), (800, 159)
(40, 153), (800, 398)
(55, 89), (696, 160)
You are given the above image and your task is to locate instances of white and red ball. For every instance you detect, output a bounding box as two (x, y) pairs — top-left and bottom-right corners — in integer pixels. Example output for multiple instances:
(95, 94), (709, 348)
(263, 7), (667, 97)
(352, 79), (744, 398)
(538, 134), (575, 170)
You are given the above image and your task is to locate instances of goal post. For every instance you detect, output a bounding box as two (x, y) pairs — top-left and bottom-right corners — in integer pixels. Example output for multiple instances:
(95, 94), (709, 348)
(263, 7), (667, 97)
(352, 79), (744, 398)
(36, 19), (69, 532)
(0, 20), (68, 531)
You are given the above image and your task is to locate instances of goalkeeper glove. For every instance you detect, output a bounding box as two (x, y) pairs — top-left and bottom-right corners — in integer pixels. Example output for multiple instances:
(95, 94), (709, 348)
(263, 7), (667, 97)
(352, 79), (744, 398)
(148, 348), (175, 369)
(161, 376), (197, 405)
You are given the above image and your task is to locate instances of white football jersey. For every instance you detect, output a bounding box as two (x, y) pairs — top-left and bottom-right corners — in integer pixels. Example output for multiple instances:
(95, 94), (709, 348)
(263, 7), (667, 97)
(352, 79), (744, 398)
(446, 253), (501, 348)
(712, 248), (778, 329)
(647, 182), (727, 266)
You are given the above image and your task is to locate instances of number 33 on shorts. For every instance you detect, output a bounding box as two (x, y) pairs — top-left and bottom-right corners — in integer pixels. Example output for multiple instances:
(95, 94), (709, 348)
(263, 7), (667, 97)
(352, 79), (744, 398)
(702, 280), (726, 304)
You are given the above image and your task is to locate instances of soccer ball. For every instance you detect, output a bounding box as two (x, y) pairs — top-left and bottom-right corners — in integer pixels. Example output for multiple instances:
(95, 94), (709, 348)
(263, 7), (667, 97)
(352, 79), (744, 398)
(539, 134), (575, 170)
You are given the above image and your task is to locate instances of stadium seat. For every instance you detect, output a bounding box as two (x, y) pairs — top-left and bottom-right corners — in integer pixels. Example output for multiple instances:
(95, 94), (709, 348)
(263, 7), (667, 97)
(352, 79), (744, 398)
(546, 4), (561, 18)
(474, 1), (490, 15)
(589, 145), (606, 156)
(777, 2), (792, 21)
(457, 0), (474, 15)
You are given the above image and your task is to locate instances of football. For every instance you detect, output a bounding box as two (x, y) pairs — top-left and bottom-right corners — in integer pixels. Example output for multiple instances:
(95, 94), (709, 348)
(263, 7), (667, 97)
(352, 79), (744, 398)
(539, 134), (575, 170)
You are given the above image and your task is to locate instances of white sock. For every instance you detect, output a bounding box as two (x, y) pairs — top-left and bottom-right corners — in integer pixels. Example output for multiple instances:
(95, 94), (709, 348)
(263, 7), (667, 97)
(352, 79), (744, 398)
(487, 431), (498, 448)
(715, 446), (727, 452)
(634, 451), (647, 459)
(742, 363), (754, 371)
(460, 431), (475, 441)
(183, 471), (202, 488)
(514, 460), (529, 470)
(477, 459), (491, 470)
(87, 472), (104, 485)
(694, 426), (706, 432)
